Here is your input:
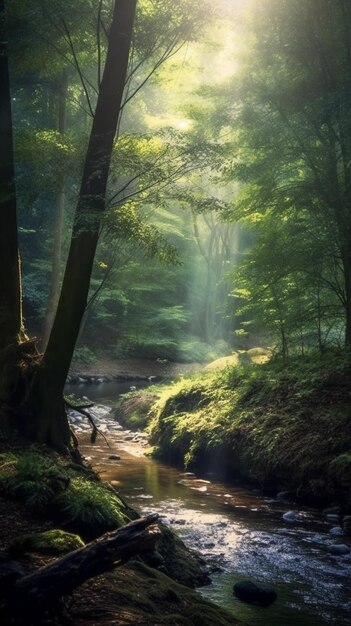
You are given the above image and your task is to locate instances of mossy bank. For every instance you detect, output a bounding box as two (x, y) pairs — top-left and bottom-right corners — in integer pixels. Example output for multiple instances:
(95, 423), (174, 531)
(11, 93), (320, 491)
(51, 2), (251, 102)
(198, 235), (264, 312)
(0, 445), (238, 625)
(128, 352), (351, 510)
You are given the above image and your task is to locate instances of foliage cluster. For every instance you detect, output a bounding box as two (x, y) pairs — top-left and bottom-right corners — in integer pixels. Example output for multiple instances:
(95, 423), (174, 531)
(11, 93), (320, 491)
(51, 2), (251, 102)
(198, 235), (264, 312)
(149, 352), (351, 507)
(217, 0), (351, 355)
(7, 0), (239, 364)
(0, 452), (130, 538)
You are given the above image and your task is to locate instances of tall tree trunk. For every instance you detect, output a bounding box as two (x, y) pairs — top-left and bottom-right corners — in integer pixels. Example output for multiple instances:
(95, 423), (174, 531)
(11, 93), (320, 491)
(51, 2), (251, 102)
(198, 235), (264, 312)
(0, 0), (24, 362)
(342, 246), (351, 347)
(41, 72), (68, 350)
(29, 0), (137, 449)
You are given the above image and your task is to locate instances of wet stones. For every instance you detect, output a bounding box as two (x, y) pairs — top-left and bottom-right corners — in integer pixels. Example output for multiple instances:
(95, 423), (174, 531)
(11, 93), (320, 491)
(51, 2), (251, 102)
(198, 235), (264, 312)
(328, 544), (350, 555)
(233, 580), (277, 607)
(282, 511), (299, 523)
(329, 526), (343, 536)
(67, 374), (111, 385)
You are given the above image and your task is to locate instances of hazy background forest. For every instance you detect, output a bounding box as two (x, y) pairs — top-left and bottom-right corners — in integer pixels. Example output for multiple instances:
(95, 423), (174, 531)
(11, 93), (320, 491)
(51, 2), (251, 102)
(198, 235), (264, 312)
(10, 0), (351, 365)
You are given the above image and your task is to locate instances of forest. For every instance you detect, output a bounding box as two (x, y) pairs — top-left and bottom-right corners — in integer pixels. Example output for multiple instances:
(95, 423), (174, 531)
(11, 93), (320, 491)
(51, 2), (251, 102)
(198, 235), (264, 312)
(0, 1), (351, 625)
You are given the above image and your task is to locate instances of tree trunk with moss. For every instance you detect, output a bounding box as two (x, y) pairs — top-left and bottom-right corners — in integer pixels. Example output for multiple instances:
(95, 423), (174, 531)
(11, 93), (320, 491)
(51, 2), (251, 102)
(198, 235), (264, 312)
(0, 0), (137, 451)
(0, 0), (25, 360)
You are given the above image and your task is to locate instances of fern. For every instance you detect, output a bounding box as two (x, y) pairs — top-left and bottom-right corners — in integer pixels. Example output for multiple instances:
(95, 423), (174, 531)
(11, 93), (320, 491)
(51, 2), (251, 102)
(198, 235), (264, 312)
(56, 477), (128, 535)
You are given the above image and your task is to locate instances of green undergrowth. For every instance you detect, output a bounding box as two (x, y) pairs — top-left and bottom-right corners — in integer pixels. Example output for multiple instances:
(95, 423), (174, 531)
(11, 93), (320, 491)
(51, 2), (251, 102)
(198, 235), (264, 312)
(149, 352), (351, 508)
(0, 450), (130, 539)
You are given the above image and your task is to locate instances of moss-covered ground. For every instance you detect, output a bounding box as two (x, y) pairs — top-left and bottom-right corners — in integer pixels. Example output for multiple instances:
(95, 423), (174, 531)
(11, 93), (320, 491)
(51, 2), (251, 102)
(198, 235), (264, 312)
(142, 352), (351, 509)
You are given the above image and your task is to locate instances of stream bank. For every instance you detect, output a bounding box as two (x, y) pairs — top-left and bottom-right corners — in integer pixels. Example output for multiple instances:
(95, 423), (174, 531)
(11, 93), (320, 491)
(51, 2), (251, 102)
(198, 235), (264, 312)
(72, 397), (351, 626)
(133, 354), (351, 512)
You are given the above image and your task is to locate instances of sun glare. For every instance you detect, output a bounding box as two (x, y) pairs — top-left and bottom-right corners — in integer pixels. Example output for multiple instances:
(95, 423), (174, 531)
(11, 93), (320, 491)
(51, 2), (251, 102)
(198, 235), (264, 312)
(175, 119), (192, 131)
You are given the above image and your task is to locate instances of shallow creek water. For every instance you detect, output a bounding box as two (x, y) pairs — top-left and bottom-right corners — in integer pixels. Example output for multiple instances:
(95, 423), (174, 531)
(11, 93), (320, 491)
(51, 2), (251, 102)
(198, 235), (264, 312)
(68, 383), (351, 626)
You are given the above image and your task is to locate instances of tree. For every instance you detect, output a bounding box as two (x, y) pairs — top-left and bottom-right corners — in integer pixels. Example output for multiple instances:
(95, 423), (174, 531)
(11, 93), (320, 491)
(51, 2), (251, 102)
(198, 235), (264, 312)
(0, 0), (137, 450)
(218, 0), (351, 350)
(1, 0), (215, 450)
(0, 0), (25, 357)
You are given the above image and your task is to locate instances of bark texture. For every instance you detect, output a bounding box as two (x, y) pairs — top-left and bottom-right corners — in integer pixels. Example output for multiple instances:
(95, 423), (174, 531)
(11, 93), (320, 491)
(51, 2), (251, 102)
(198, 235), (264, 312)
(0, 0), (24, 359)
(43, 0), (137, 400)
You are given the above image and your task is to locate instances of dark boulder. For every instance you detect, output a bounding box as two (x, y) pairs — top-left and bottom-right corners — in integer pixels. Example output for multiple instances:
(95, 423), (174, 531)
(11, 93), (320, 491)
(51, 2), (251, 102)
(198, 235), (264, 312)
(233, 580), (277, 607)
(0, 553), (26, 595)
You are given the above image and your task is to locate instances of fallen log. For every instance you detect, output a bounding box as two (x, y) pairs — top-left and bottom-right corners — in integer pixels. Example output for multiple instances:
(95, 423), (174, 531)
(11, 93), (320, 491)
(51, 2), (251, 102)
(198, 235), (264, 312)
(13, 513), (159, 610)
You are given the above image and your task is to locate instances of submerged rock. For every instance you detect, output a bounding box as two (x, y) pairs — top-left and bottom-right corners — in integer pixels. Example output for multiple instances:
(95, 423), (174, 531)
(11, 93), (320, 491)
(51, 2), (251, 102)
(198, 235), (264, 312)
(233, 580), (277, 606)
(328, 544), (350, 555)
(282, 511), (299, 522)
(329, 526), (343, 536)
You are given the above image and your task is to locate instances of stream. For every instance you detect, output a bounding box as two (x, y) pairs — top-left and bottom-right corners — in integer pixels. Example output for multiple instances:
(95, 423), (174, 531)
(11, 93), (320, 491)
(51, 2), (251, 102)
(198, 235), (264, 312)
(67, 381), (351, 626)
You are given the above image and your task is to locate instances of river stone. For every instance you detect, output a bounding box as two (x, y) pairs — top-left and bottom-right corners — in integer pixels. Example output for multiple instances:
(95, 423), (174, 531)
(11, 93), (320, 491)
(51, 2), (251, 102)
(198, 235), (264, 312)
(109, 454), (121, 461)
(328, 544), (350, 555)
(233, 580), (277, 607)
(282, 511), (298, 522)
(329, 527), (343, 536)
